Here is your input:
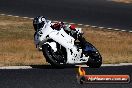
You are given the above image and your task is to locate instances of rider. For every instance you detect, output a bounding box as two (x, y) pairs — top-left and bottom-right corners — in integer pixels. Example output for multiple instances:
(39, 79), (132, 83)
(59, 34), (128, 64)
(33, 16), (87, 51)
(33, 16), (50, 50)
(33, 16), (51, 32)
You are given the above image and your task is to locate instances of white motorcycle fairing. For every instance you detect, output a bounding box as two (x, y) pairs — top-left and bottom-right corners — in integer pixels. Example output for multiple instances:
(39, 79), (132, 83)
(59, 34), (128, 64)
(47, 28), (89, 64)
(34, 21), (89, 64)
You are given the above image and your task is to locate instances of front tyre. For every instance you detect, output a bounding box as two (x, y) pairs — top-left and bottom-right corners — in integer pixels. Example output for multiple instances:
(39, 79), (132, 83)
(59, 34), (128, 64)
(84, 42), (102, 68)
(87, 54), (102, 68)
(42, 44), (66, 67)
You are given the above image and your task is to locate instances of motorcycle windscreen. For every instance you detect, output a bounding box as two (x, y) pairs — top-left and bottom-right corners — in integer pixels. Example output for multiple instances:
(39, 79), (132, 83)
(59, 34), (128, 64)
(84, 43), (97, 52)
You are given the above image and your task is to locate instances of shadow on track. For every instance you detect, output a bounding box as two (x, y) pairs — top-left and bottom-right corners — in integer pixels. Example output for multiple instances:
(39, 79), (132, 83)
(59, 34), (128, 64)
(30, 64), (79, 69)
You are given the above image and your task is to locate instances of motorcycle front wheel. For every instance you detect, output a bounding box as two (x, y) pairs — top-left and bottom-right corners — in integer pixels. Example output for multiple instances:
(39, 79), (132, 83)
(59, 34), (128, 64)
(84, 42), (102, 68)
(42, 44), (66, 67)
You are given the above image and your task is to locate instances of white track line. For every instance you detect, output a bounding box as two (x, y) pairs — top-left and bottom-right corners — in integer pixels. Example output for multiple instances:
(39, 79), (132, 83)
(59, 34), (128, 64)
(23, 17), (29, 19)
(7, 15), (13, 16)
(107, 28), (113, 30)
(78, 24), (83, 26)
(91, 26), (97, 28)
(84, 25), (90, 27)
(129, 31), (132, 33)
(0, 63), (132, 69)
(121, 30), (127, 32)
(77, 63), (132, 67)
(69, 23), (75, 25)
(0, 14), (5, 16)
(114, 29), (120, 31)
(14, 16), (19, 17)
(0, 13), (131, 33)
(29, 18), (34, 20)
(0, 66), (32, 69)
(99, 27), (105, 29)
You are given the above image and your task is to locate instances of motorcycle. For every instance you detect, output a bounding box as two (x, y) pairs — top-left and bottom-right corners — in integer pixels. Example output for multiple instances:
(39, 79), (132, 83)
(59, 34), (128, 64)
(34, 21), (102, 68)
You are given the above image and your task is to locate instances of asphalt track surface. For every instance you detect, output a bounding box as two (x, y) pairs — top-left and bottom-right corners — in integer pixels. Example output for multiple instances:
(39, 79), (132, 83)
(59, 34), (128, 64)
(0, 65), (131, 88)
(0, 0), (132, 30)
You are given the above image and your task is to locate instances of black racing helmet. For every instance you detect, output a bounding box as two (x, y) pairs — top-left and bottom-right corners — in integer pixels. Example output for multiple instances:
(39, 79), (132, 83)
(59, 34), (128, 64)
(33, 16), (46, 31)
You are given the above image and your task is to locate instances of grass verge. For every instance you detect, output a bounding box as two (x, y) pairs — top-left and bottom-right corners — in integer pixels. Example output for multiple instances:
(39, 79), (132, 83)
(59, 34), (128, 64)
(0, 15), (132, 66)
(0, 16), (46, 66)
(111, 0), (132, 4)
(83, 27), (132, 64)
